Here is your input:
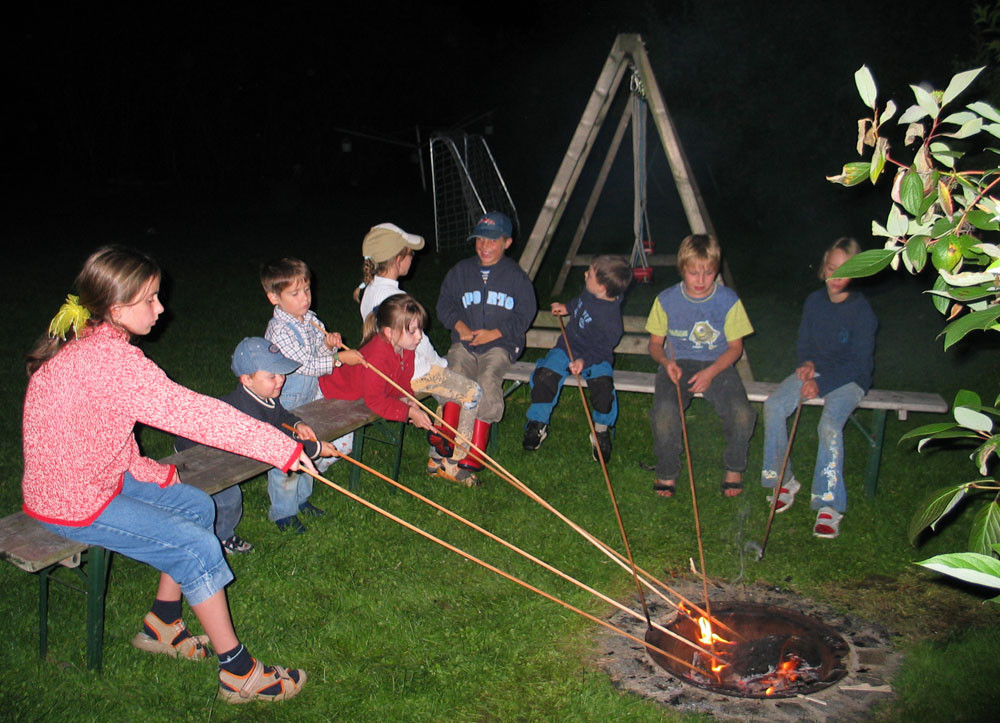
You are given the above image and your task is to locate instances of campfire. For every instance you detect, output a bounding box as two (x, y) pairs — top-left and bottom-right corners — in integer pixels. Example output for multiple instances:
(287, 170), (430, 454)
(644, 600), (849, 699)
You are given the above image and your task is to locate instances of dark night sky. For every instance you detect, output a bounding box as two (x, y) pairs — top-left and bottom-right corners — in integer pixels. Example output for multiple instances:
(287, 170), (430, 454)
(6, 0), (986, 267)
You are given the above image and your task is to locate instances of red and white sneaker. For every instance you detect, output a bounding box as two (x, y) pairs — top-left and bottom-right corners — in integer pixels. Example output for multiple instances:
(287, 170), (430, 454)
(766, 478), (800, 514)
(813, 506), (843, 539)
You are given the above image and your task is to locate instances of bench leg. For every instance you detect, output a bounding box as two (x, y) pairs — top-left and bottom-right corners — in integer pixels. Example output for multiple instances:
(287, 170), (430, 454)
(38, 564), (51, 661)
(392, 420), (406, 482)
(349, 427), (366, 492)
(85, 546), (111, 671)
(864, 410), (887, 498)
(37, 546), (112, 671)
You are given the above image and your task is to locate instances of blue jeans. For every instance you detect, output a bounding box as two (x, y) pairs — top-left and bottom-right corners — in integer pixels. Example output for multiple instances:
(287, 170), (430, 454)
(213, 485), (242, 541)
(761, 374), (864, 514)
(649, 361), (756, 480)
(526, 347), (618, 427)
(267, 467), (313, 522)
(41, 473), (232, 606)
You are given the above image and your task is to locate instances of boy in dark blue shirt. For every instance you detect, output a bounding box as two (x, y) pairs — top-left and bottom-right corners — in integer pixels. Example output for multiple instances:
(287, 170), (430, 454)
(523, 255), (632, 462)
(175, 338), (337, 547)
(435, 212), (537, 485)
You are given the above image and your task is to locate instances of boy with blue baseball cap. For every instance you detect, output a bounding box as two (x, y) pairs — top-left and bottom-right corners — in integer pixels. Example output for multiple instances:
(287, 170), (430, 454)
(175, 338), (339, 545)
(435, 212), (537, 485)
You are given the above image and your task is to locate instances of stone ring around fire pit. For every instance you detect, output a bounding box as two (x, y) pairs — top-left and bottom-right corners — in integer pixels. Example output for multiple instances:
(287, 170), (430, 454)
(596, 579), (901, 722)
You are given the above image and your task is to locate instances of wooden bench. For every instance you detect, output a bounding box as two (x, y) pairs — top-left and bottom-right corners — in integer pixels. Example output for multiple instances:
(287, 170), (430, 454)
(0, 396), (409, 671)
(502, 360), (948, 497)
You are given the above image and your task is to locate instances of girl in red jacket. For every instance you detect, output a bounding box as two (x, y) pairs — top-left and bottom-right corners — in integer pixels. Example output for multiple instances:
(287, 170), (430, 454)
(22, 246), (309, 704)
(319, 294), (434, 431)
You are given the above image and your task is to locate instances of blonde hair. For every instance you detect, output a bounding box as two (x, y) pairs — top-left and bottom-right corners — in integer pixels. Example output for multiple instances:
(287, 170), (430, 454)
(819, 237), (861, 280)
(260, 257), (311, 296)
(353, 250), (411, 304)
(676, 234), (721, 274)
(360, 293), (428, 347)
(27, 245), (160, 376)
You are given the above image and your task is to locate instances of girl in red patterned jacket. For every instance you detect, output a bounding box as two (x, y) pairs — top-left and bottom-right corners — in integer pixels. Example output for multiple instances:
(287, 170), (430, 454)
(22, 246), (310, 704)
(319, 293), (434, 431)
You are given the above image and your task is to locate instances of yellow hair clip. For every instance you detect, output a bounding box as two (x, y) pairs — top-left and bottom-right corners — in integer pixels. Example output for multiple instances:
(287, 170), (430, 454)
(48, 294), (91, 340)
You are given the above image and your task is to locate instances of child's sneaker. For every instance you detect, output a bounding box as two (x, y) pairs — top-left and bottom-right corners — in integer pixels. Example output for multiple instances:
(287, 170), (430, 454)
(218, 658), (307, 704)
(766, 478), (800, 514)
(131, 612), (211, 660)
(522, 421), (548, 451)
(298, 501), (325, 517)
(813, 507), (843, 538)
(275, 515), (306, 533)
(590, 430), (612, 463)
(221, 535), (254, 555)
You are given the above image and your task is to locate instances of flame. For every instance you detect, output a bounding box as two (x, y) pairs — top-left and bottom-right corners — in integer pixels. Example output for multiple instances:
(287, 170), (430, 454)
(696, 617), (730, 645)
(763, 655), (802, 695)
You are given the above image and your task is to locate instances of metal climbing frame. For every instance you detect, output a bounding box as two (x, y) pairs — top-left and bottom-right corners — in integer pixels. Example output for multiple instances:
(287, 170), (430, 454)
(430, 133), (519, 252)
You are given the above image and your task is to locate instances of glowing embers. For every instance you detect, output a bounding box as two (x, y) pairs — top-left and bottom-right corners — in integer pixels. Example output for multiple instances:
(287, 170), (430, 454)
(645, 601), (849, 699)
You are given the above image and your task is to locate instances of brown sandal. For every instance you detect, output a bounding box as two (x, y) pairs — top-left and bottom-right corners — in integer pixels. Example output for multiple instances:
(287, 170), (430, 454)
(131, 612), (211, 660)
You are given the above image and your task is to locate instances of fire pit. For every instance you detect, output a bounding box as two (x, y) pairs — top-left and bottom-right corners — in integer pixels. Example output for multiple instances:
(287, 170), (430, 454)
(645, 600), (849, 698)
(597, 580), (900, 721)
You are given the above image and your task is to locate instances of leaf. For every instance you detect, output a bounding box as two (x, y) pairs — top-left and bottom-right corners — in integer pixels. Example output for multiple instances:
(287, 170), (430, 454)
(899, 421), (959, 442)
(880, 99), (897, 124)
(966, 210), (1000, 231)
(916, 429), (982, 451)
(983, 123), (1000, 140)
(899, 104), (929, 125)
(968, 100), (1000, 123)
(942, 111), (980, 125)
(955, 389), (983, 408)
(938, 268), (1000, 286)
(887, 203), (909, 236)
(942, 306), (1000, 349)
(972, 241), (1000, 257)
(941, 117), (983, 139)
(827, 162), (871, 187)
(930, 141), (959, 168)
(938, 179), (954, 219)
(970, 501), (1000, 555)
(855, 65), (878, 108)
(869, 137), (888, 182)
(976, 436), (1000, 474)
(941, 67), (984, 106)
(911, 84), (940, 119)
(924, 283), (998, 303)
(955, 406), (993, 433)
(857, 117), (875, 153)
(916, 552), (1000, 590)
(931, 274), (950, 314)
(909, 485), (969, 543)
(900, 171), (925, 215)
(829, 248), (896, 278)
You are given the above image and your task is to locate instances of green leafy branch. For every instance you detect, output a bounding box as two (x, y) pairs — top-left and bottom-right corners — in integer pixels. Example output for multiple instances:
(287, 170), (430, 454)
(901, 388), (1000, 599)
(828, 65), (1000, 351)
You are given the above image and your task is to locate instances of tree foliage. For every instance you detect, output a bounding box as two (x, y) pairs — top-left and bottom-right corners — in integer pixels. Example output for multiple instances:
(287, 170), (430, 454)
(829, 66), (1000, 600)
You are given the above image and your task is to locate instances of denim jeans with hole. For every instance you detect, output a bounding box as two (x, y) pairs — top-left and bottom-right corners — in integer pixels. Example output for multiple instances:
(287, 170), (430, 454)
(761, 373), (864, 514)
(41, 473), (231, 606)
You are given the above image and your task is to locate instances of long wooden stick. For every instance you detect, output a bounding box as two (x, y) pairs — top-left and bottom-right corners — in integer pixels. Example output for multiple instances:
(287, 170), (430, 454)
(759, 394), (804, 559)
(555, 314), (651, 627)
(311, 320), (739, 638)
(296, 463), (715, 676)
(326, 448), (715, 658)
(666, 341), (713, 627)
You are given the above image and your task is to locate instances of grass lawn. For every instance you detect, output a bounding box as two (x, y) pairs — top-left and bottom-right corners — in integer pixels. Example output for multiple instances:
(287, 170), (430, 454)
(2, 195), (999, 720)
